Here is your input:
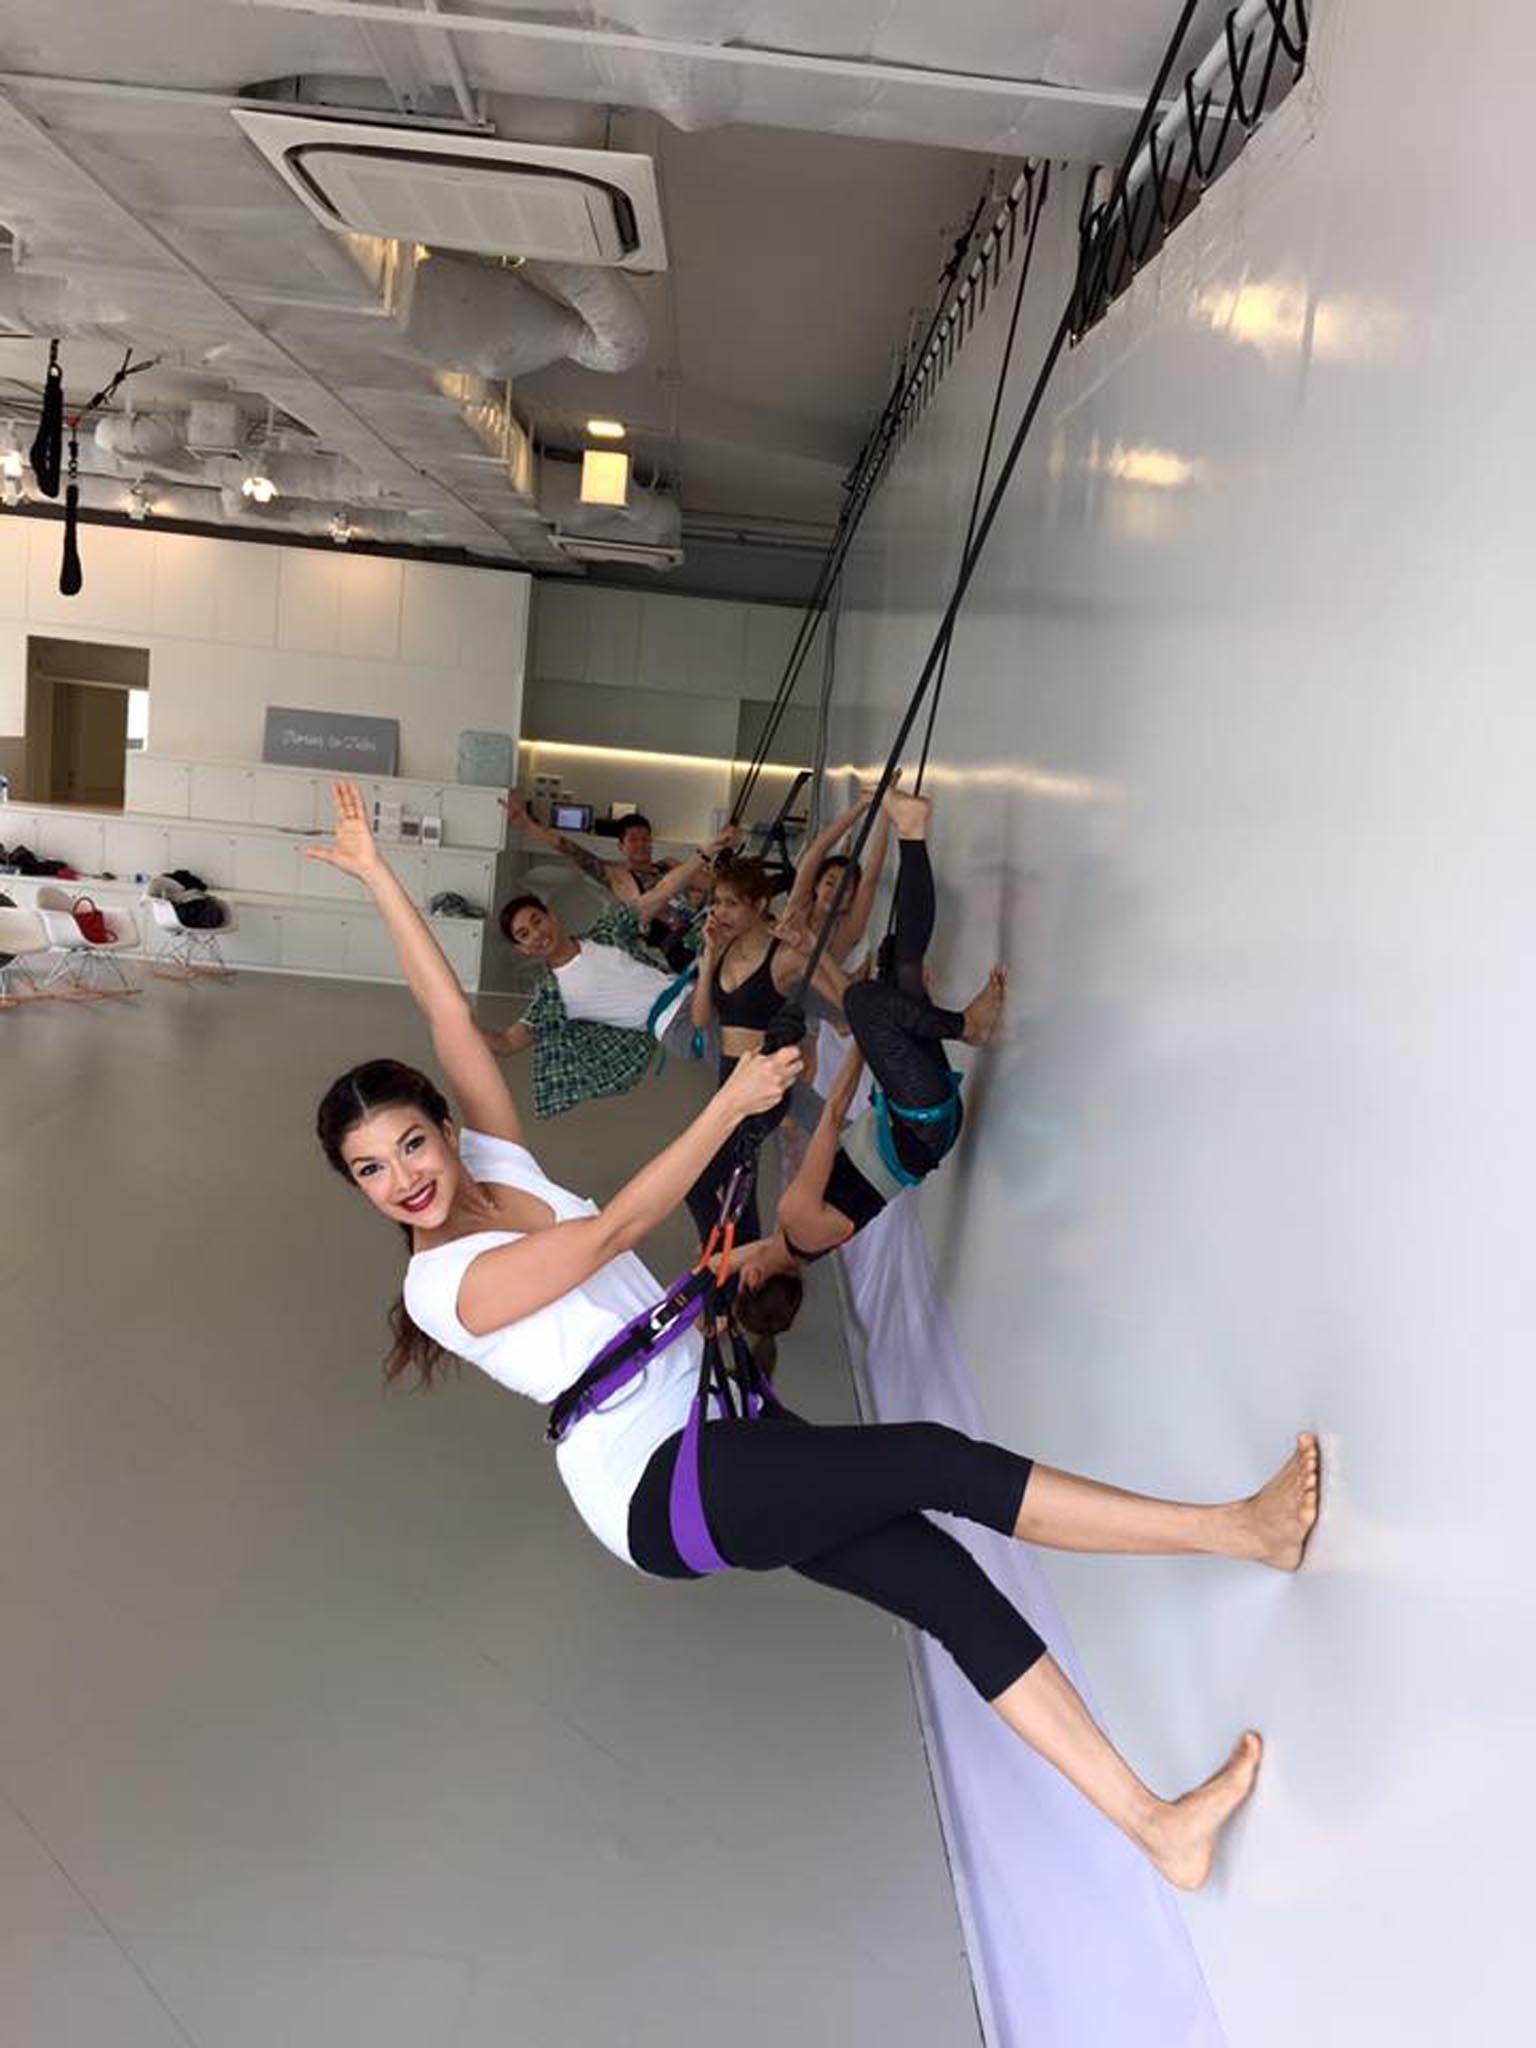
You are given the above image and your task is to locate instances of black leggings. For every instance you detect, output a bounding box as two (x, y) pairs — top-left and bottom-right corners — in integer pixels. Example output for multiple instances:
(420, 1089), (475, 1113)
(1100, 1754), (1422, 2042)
(628, 1411), (1044, 1701)
(846, 839), (966, 1173)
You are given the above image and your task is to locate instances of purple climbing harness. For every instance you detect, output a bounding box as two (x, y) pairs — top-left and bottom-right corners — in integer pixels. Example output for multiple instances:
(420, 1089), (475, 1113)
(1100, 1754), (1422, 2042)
(545, 1160), (778, 1576)
(545, 1266), (710, 1444)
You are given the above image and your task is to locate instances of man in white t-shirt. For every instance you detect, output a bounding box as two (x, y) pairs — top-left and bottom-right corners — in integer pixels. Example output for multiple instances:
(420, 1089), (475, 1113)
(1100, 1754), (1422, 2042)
(508, 892), (677, 1031)
(482, 837), (732, 1117)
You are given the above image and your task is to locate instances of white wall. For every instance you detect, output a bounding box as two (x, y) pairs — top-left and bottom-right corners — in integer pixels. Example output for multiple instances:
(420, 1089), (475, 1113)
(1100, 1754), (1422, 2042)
(524, 580), (815, 841)
(831, 7), (1530, 2043)
(531, 579), (807, 702)
(0, 523), (529, 783)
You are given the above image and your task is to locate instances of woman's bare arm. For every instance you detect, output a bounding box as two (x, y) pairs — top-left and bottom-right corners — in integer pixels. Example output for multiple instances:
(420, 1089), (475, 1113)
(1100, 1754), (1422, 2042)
(455, 1049), (801, 1333)
(783, 795), (872, 922)
(308, 782), (525, 1145)
(838, 805), (891, 957)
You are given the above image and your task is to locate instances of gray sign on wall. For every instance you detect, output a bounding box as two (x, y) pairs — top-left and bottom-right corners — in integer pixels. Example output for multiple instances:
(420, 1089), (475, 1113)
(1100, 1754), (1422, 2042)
(262, 706), (401, 776)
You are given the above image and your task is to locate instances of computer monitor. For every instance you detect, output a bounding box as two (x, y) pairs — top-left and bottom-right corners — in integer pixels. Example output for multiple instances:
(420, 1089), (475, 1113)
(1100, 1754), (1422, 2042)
(551, 800), (594, 832)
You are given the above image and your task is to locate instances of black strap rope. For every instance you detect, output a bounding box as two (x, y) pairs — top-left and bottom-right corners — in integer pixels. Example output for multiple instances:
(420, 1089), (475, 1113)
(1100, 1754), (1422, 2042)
(728, 189), (997, 827)
(780, 0), (1207, 1020)
(701, 0), (1302, 1224)
(911, 162), (1049, 801)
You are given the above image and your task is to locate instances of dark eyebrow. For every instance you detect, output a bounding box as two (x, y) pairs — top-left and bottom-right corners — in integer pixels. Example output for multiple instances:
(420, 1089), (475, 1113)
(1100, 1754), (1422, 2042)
(346, 1122), (427, 1172)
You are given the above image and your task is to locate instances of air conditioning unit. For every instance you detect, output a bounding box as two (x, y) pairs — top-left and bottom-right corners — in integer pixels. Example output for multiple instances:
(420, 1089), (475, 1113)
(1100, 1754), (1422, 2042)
(231, 111), (667, 271)
(550, 530), (683, 572)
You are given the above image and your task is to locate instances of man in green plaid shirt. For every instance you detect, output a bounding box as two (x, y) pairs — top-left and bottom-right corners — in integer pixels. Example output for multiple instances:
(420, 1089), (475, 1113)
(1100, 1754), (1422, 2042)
(485, 824), (736, 1118)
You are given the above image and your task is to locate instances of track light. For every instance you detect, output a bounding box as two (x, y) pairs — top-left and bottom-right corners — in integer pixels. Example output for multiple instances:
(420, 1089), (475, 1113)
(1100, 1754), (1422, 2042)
(241, 471), (278, 504)
(125, 481), (151, 523)
(585, 418), (626, 440)
(328, 511), (352, 546)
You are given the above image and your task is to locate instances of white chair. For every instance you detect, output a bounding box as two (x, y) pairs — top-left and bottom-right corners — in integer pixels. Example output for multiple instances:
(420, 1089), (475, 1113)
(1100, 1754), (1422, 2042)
(34, 885), (140, 998)
(0, 905), (49, 1006)
(143, 888), (237, 980)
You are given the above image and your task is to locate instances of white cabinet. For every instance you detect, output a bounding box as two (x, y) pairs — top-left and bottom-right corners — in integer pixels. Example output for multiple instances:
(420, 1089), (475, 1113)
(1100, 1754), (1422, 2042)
(220, 906), (283, 968)
(104, 820), (172, 882)
(232, 835), (302, 897)
(435, 919), (484, 984)
(125, 755), (192, 817)
(425, 850), (495, 911)
(441, 784), (505, 850)
(41, 814), (106, 874)
(189, 763), (254, 824)
(5, 789), (487, 989)
(342, 917), (408, 982)
(278, 908), (347, 972)
(166, 828), (240, 887)
(251, 769), (319, 831)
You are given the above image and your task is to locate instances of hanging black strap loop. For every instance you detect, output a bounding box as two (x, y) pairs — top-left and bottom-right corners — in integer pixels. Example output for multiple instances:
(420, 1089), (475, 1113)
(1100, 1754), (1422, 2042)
(29, 340), (64, 498)
(59, 424), (83, 598)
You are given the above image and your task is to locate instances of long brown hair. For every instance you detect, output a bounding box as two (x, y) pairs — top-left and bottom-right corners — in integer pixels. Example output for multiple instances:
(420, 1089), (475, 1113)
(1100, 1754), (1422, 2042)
(315, 1058), (459, 1391)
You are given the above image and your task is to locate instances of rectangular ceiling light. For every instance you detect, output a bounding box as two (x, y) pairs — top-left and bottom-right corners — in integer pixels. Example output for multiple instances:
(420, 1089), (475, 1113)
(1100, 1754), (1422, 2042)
(580, 448), (631, 507)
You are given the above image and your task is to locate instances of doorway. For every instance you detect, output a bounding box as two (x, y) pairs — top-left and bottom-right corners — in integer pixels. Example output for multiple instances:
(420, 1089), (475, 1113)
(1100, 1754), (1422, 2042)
(23, 636), (150, 809)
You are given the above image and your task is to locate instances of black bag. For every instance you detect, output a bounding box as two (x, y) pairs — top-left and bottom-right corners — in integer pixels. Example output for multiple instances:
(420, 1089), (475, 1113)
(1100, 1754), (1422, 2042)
(0, 888), (14, 968)
(174, 893), (228, 930)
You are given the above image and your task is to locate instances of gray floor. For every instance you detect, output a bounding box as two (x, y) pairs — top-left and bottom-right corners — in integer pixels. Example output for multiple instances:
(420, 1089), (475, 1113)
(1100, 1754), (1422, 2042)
(0, 972), (979, 2047)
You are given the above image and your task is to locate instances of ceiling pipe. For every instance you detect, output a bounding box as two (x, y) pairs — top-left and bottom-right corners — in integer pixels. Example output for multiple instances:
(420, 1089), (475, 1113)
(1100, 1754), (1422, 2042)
(395, 249), (647, 380)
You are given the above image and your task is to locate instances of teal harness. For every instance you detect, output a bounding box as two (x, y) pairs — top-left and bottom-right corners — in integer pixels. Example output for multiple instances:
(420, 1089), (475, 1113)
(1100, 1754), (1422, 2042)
(643, 960), (707, 1070)
(871, 1068), (964, 1190)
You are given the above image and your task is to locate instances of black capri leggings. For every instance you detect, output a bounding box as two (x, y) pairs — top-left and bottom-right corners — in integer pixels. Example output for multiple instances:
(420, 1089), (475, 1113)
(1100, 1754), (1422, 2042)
(628, 1411), (1045, 1702)
(845, 837), (966, 1173)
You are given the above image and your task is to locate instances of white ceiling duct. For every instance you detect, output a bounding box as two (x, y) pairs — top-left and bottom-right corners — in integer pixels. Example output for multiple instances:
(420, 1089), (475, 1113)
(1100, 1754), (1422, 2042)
(94, 414), (185, 463)
(394, 248), (647, 380)
(231, 111), (669, 271)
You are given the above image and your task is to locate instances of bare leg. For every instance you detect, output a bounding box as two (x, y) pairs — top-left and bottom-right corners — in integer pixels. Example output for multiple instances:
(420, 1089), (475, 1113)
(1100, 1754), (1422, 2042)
(992, 1657), (1262, 1890)
(1015, 1434), (1321, 1571)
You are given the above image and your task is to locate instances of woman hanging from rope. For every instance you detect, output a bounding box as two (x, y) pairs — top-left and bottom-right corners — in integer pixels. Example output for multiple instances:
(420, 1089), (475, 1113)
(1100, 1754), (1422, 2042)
(308, 779), (1319, 1893)
(730, 788), (1003, 1339)
(780, 784), (893, 971)
(685, 851), (849, 1251)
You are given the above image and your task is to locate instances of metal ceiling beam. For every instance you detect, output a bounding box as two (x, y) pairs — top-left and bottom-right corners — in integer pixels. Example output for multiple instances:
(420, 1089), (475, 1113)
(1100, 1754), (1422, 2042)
(221, 0), (1160, 125)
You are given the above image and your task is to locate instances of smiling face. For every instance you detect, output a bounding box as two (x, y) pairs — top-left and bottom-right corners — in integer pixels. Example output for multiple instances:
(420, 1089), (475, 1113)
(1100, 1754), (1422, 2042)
(508, 900), (563, 959)
(619, 822), (654, 867)
(338, 1102), (463, 1232)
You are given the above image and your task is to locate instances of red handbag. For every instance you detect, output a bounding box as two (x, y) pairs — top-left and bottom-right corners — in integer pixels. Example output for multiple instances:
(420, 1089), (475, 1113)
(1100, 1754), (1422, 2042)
(71, 895), (112, 945)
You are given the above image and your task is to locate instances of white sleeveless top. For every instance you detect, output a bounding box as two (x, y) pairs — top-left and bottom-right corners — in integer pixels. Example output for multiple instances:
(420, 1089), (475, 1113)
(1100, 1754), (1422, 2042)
(402, 1129), (701, 1566)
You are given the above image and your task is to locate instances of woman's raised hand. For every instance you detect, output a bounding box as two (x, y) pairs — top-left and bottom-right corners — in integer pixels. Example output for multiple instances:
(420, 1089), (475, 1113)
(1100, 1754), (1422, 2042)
(304, 781), (383, 881)
(721, 1045), (803, 1120)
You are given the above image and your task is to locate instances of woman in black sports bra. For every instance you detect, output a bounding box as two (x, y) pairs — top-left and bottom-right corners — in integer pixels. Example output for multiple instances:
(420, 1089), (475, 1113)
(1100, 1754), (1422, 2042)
(730, 790), (1006, 1336)
(685, 853), (847, 1248)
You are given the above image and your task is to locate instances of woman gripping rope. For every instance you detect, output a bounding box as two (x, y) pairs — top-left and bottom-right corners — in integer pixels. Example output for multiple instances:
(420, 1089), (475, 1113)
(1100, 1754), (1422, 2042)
(306, 780), (1319, 1895)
